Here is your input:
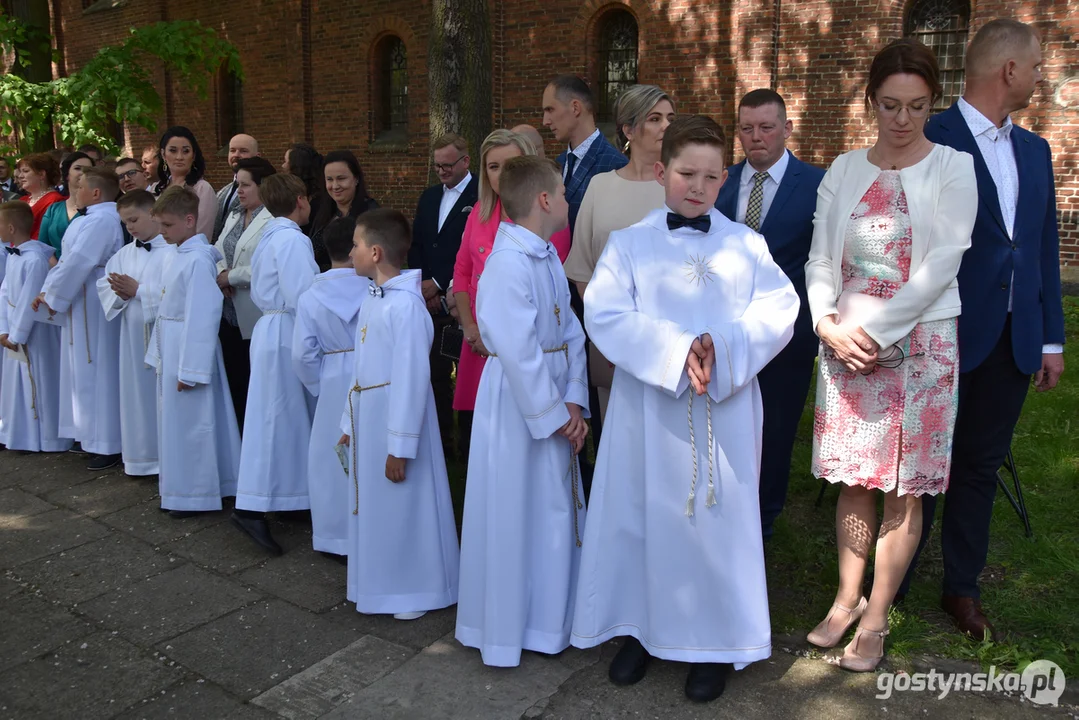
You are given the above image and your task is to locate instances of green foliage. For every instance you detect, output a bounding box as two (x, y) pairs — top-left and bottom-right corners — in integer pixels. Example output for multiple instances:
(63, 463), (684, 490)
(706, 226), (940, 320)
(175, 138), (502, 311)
(0, 18), (241, 155)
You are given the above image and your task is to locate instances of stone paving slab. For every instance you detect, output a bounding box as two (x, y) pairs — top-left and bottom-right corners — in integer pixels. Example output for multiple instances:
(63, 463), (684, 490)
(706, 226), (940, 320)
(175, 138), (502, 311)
(99, 499), (231, 546)
(113, 679), (279, 720)
(11, 534), (185, 605)
(157, 598), (364, 700)
(322, 634), (596, 720)
(320, 603), (458, 652)
(0, 585), (96, 674)
(0, 450), (88, 491)
(252, 635), (414, 719)
(0, 486), (57, 525)
(44, 473), (161, 518)
(0, 508), (112, 570)
(0, 631), (186, 720)
(78, 563), (263, 645)
(239, 549), (347, 614)
(166, 517), (313, 576)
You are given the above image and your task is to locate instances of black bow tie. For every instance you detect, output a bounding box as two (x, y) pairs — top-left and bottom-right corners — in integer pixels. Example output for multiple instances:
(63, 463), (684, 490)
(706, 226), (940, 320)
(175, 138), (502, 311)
(667, 212), (710, 233)
(76, 207), (88, 216)
(369, 285), (384, 298)
(5, 246), (20, 255)
(136, 240), (152, 251)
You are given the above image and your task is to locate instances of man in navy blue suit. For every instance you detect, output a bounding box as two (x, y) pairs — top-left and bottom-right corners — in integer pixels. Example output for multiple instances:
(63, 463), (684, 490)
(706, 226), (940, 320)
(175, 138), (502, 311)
(899, 19), (1065, 640)
(543, 75), (627, 492)
(715, 89), (825, 541)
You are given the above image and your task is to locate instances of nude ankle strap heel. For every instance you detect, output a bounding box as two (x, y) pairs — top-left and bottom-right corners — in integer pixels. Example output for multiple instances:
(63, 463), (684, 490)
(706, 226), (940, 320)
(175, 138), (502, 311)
(838, 625), (889, 672)
(806, 596), (867, 648)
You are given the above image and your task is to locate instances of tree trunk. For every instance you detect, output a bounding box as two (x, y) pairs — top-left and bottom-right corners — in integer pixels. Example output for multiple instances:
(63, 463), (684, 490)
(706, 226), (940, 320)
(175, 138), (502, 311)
(428, 0), (492, 176)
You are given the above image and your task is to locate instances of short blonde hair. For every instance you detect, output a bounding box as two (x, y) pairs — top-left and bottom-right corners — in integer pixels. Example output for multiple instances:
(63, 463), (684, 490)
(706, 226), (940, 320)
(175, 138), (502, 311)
(614, 84), (674, 155)
(966, 19), (1040, 78)
(499, 156), (561, 223)
(152, 185), (199, 220)
(478, 129), (536, 223)
(433, 133), (469, 154)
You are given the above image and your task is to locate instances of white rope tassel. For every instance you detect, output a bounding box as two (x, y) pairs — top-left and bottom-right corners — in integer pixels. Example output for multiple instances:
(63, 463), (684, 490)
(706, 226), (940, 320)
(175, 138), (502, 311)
(705, 396), (716, 508)
(686, 392), (698, 517)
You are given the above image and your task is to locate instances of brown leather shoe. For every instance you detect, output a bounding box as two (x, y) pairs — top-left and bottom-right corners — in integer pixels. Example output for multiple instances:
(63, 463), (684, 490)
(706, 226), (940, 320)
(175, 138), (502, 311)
(940, 595), (1001, 642)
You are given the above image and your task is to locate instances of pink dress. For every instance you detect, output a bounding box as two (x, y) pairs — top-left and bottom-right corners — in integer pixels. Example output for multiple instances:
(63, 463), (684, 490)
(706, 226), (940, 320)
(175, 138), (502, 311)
(812, 172), (959, 497)
(452, 198), (570, 411)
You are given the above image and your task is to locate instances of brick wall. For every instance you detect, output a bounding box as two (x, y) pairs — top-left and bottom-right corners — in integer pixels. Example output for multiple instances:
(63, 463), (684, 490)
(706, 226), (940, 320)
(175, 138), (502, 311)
(33, 0), (1079, 279)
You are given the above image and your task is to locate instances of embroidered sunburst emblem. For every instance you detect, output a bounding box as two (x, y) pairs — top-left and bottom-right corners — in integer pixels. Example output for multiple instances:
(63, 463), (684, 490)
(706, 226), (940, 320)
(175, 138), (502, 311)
(360, 325), (368, 344)
(684, 254), (716, 286)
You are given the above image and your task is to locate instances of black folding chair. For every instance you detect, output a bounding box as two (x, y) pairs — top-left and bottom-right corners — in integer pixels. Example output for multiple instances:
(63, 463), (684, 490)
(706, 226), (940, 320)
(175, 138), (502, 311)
(815, 447), (1033, 538)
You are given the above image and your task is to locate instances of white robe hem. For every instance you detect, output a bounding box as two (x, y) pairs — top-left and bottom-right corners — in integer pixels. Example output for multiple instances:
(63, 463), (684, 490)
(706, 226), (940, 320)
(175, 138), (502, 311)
(312, 536), (348, 555)
(160, 494), (225, 512)
(234, 492), (311, 513)
(353, 590), (457, 616)
(123, 460), (159, 476)
(455, 625), (571, 668)
(571, 625), (771, 666)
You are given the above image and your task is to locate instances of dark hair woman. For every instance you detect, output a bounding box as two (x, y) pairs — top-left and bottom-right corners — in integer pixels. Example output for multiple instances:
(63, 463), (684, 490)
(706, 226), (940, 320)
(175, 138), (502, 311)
(38, 151), (94, 258)
(15, 153), (64, 241)
(281, 143), (325, 238)
(308, 149), (378, 271)
(156, 126), (217, 239)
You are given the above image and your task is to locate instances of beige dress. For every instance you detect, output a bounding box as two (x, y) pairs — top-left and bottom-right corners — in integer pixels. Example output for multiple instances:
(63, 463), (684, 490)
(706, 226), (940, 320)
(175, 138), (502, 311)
(564, 170), (666, 421)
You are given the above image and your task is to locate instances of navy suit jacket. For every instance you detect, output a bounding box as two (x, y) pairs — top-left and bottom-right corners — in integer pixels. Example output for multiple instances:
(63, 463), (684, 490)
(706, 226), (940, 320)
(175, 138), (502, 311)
(926, 104), (1065, 374)
(557, 133), (627, 235)
(715, 151), (825, 357)
(408, 175), (479, 291)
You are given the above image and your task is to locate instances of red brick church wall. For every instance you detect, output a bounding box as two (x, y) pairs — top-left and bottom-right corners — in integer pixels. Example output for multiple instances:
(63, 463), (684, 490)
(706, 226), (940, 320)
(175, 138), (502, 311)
(44, 0), (1079, 278)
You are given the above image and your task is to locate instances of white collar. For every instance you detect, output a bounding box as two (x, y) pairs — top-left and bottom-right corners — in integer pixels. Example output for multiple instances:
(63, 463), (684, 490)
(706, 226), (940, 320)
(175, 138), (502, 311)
(568, 128), (602, 159)
(958, 97), (1013, 141)
(443, 171), (472, 195)
(741, 149), (790, 187)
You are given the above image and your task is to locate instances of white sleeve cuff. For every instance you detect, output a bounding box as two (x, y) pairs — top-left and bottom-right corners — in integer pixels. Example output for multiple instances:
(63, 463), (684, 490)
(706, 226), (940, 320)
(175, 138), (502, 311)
(1042, 344), (1064, 354)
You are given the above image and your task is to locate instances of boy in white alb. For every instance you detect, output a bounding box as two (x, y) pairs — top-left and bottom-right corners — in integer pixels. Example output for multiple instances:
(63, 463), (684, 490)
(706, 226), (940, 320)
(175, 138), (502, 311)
(145, 186), (242, 516)
(337, 209), (459, 620)
(455, 156), (589, 668)
(34, 168), (125, 470)
(0, 201), (71, 452)
(292, 216), (371, 557)
(571, 117), (799, 702)
(97, 190), (171, 476)
(232, 174), (319, 556)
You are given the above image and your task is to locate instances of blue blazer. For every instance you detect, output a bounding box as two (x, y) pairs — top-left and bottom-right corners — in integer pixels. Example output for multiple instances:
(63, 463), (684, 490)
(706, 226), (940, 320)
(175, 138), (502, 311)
(926, 104), (1065, 374)
(557, 133), (627, 235)
(715, 151), (825, 356)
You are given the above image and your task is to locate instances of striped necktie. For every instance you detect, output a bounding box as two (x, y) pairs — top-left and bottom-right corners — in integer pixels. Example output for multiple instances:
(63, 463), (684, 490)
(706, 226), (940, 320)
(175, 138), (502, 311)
(744, 171), (769, 231)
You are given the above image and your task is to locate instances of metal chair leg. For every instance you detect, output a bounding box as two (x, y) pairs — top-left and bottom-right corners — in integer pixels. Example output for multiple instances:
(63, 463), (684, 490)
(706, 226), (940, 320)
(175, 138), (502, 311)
(996, 448), (1033, 538)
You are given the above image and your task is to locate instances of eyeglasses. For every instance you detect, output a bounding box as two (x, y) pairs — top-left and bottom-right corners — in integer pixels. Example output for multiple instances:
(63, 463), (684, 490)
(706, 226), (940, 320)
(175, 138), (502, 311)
(877, 102), (930, 119)
(433, 156), (467, 173)
(117, 169), (143, 180)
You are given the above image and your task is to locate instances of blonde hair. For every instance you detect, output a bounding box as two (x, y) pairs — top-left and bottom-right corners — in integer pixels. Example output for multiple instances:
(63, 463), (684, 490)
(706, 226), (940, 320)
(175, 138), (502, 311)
(614, 84), (674, 156)
(152, 185), (200, 220)
(433, 133), (469, 154)
(499, 156), (561, 223)
(478, 129), (536, 222)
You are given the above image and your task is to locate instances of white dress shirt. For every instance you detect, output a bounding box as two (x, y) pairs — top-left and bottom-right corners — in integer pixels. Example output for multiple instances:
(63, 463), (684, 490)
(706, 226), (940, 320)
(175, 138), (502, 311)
(438, 171), (472, 232)
(563, 129), (602, 182)
(957, 98), (1061, 355)
(736, 149), (790, 226)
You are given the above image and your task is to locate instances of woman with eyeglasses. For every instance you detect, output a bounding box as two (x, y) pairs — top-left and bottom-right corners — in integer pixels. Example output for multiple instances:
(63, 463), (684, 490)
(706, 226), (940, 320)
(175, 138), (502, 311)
(804, 39), (977, 671)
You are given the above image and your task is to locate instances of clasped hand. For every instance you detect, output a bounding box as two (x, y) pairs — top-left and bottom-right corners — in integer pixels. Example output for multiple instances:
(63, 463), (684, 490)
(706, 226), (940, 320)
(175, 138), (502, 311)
(108, 273), (140, 301)
(463, 324), (490, 357)
(817, 315), (879, 373)
(216, 270), (234, 298)
(685, 334), (715, 395)
(557, 403), (588, 455)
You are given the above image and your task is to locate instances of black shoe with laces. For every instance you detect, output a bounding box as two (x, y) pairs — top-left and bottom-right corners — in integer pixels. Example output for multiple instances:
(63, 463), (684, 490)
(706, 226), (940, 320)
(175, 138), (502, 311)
(608, 636), (651, 686)
(684, 662), (732, 703)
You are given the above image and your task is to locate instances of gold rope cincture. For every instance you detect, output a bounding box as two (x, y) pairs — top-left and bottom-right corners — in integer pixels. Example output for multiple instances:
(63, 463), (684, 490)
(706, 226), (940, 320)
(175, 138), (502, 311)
(25, 342), (39, 420)
(685, 388), (716, 518)
(346, 381), (392, 515)
(324, 348), (353, 355)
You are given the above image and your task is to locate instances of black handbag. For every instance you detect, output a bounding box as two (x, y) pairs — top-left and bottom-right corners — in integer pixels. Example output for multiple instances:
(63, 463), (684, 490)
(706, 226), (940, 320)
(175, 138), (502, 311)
(440, 322), (464, 362)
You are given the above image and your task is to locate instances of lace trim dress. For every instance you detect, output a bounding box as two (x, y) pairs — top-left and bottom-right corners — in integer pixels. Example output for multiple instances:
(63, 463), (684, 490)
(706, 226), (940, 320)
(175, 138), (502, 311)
(812, 171), (959, 496)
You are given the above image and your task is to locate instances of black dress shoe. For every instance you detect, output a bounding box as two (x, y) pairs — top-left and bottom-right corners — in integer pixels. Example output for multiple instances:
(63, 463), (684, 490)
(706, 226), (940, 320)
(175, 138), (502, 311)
(685, 663), (732, 703)
(168, 510), (204, 519)
(86, 453), (122, 471)
(68, 442), (87, 455)
(230, 512), (283, 556)
(320, 551), (348, 565)
(608, 636), (651, 686)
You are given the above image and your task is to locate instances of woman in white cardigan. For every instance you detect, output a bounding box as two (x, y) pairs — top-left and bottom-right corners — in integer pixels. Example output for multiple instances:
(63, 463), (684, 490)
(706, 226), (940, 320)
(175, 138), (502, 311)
(215, 157), (277, 430)
(804, 39), (977, 671)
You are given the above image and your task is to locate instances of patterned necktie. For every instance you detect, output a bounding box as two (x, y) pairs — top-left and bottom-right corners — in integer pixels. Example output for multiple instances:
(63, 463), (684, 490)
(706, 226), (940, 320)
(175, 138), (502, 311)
(743, 171), (769, 231)
(564, 153), (578, 188)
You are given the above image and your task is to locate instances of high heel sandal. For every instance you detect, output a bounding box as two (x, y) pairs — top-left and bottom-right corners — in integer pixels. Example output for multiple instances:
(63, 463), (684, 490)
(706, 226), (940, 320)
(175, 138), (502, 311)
(806, 596), (867, 648)
(838, 625), (888, 672)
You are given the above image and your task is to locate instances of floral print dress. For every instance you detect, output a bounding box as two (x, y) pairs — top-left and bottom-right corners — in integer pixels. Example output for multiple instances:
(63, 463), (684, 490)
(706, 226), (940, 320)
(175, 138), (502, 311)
(812, 171), (958, 496)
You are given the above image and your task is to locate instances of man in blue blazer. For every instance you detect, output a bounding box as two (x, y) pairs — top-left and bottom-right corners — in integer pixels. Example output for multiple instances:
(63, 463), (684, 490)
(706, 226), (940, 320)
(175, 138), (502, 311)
(715, 89), (825, 541)
(899, 19), (1065, 640)
(543, 74), (627, 492)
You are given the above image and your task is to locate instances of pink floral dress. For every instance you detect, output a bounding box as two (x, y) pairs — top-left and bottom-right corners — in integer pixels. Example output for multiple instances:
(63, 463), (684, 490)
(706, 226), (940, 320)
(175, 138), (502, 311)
(812, 172), (958, 496)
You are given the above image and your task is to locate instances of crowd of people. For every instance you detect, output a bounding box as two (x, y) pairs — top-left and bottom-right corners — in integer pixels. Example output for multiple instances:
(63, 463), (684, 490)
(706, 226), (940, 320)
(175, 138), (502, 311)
(0, 17), (1066, 705)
